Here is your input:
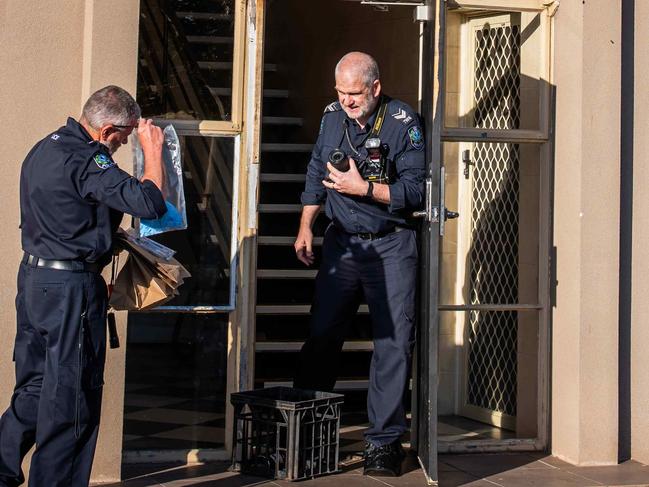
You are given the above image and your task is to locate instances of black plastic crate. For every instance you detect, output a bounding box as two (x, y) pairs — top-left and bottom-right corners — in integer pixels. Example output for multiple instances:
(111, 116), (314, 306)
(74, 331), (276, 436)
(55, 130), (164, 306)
(230, 387), (344, 481)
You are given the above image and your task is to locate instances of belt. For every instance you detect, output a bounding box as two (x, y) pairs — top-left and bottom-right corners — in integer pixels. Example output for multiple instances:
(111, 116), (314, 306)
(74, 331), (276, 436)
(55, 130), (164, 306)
(23, 253), (101, 273)
(354, 226), (406, 241)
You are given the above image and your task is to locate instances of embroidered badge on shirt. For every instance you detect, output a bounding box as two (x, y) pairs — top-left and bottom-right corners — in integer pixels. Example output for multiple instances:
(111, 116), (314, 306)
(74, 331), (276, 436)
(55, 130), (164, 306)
(408, 126), (424, 151)
(94, 153), (115, 170)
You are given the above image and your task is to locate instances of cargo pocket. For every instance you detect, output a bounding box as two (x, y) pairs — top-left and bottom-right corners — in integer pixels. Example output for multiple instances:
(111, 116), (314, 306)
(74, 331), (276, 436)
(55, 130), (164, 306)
(55, 365), (104, 435)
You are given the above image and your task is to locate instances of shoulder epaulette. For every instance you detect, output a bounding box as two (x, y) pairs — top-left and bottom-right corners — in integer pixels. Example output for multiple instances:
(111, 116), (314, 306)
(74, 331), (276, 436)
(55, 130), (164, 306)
(323, 101), (342, 114)
(388, 99), (416, 126)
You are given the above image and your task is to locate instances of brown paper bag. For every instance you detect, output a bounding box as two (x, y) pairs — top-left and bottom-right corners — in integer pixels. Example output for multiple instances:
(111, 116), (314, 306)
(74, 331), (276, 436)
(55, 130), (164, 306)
(109, 229), (190, 311)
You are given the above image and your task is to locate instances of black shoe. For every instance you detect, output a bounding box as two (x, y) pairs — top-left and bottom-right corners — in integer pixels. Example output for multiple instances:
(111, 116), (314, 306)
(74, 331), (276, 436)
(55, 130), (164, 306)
(363, 439), (406, 477)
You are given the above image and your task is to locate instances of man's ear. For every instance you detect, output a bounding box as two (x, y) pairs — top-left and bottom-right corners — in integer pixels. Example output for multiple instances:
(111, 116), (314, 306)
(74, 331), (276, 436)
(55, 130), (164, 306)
(98, 124), (115, 142)
(372, 79), (381, 98)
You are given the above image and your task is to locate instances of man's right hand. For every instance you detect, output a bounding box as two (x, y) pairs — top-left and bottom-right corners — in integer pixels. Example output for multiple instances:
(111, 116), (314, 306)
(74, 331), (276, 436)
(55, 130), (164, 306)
(138, 119), (165, 192)
(295, 226), (315, 266)
(137, 119), (163, 156)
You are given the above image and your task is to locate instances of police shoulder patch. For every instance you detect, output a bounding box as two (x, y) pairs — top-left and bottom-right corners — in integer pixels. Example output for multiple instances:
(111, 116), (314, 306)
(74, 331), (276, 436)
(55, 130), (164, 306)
(93, 153), (115, 170)
(408, 126), (424, 151)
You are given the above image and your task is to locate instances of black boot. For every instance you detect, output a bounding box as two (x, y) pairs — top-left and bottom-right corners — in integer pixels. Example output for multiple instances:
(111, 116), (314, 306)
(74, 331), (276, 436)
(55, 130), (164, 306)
(363, 439), (406, 477)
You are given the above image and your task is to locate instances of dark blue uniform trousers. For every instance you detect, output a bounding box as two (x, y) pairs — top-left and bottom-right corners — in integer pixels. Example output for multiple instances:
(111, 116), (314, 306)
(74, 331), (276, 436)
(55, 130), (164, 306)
(295, 225), (417, 446)
(0, 263), (107, 487)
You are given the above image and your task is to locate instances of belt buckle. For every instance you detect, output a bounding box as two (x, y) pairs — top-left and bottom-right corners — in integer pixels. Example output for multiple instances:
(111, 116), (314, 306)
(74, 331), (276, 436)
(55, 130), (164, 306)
(357, 232), (373, 240)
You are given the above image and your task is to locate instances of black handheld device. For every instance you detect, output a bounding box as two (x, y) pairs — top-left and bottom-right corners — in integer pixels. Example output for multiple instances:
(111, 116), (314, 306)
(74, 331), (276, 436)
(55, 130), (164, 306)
(328, 148), (349, 172)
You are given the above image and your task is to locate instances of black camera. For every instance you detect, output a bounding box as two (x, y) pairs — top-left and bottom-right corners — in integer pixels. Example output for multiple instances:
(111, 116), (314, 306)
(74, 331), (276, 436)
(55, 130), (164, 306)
(358, 137), (393, 184)
(325, 140), (394, 185)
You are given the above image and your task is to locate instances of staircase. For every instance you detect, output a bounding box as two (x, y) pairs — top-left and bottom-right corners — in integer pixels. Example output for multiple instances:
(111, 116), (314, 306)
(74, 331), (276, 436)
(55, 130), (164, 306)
(255, 60), (374, 399)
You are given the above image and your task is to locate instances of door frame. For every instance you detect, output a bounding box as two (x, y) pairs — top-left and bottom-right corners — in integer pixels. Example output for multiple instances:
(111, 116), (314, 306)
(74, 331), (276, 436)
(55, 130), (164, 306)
(412, 0), (445, 483)
(437, 0), (553, 453)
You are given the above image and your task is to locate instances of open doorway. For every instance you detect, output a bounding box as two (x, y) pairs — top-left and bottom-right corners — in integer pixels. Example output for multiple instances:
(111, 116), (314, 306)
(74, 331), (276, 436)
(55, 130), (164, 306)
(123, 0), (550, 465)
(256, 0), (549, 458)
(256, 0), (422, 457)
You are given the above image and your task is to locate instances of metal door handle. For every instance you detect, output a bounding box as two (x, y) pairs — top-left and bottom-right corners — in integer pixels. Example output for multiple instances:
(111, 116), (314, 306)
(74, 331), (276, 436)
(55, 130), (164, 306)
(411, 179), (438, 222)
(411, 170), (459, 229)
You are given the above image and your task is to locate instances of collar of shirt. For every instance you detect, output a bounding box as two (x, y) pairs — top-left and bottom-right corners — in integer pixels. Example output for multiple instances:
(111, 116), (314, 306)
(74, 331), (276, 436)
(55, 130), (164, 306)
(345, 102), (380, 135)
(65, 117), (94, 142)
(64, 117), (109, 155)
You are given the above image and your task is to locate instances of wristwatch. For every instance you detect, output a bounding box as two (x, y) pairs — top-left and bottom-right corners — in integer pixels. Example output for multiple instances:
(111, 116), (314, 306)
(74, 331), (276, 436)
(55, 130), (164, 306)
(365, 181), (374, 199)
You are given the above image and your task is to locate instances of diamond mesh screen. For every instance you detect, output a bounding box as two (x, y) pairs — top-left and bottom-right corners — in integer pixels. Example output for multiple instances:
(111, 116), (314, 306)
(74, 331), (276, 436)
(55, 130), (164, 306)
(466, 21), (520, 417)
(474, 24), (520, 130)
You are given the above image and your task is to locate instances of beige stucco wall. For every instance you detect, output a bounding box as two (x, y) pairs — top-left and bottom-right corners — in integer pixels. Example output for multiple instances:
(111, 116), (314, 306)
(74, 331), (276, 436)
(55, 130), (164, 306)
(0, 0), (140, 482)
(551, 0), (621, 465)
(631, 0), (649, 465)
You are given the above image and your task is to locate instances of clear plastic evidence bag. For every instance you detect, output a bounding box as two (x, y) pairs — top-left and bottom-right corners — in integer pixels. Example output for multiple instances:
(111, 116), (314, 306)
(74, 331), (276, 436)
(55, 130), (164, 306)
(132, 124), (187, 237)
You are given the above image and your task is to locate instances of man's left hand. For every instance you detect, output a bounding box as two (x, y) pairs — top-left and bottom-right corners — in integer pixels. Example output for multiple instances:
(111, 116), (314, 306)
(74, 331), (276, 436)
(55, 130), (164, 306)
(323, 158), (369, 197)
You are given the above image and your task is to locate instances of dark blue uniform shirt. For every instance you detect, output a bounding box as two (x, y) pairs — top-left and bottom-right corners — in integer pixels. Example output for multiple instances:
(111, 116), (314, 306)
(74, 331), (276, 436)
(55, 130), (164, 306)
(20, 117), (167, 265)
(301, 96), (425, 234)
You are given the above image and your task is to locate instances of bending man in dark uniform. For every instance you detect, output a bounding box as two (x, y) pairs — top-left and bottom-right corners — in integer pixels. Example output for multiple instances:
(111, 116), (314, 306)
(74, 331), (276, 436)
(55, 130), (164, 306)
(294, 52), (425, 477)
(0, 86), (167, 486)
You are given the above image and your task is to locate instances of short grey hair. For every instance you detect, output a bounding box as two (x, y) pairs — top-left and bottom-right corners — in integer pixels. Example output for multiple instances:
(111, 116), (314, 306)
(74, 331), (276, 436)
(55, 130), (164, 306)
(335, 52), (380, 88)
(81, 85), (141, 129)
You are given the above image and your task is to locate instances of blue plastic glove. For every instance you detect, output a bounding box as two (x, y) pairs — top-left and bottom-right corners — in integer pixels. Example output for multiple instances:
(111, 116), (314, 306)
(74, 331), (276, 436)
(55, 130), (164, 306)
(140, 200), (184, 237)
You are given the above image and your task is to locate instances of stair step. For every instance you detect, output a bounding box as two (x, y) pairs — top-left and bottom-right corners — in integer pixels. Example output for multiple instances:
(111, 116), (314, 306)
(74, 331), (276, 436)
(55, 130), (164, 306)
(256, 304), (369, 315)
(258, 236), (324, 246)
(198, 61), (277, 72)
(258, 204), (303, 213)
(186, 35), (234, 44)
(262, 89), (289, 98)
(256, 341), (373, 352)
(257, 269), (317, 279)
(209, 88), (288, 98)
(176, 11), (233, 21)
(262, 116), (304, 126)
(263, 379), (369, 391)
(261, 143), (313, 153)
(259, 173), (306, 182)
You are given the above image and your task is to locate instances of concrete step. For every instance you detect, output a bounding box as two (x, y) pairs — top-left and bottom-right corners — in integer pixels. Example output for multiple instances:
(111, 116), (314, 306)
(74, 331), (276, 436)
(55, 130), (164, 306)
(257, 236), (323, 246)
(261, 143), (313, 152)
(256, 341), (373, 352)
(176, 11), (233, 21)
(186, 35), (234, 44)
(256, 269), (317, 279)
(262, 116), (304, 126)
(256, 304), (369, 315)
(263, 379), (369, 390)
(259, 173), (306, 182)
